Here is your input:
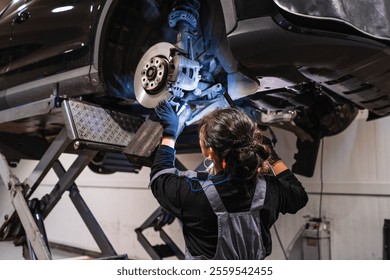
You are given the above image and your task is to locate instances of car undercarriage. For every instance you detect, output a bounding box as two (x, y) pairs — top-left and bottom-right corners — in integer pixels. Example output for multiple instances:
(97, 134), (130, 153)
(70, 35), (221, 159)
(1, 0), (390, 260)
(1, 0), (390, 178)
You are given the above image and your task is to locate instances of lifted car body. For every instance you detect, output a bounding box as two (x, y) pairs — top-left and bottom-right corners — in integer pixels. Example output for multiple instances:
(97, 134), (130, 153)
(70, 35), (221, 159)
(1, 0), (390, 177)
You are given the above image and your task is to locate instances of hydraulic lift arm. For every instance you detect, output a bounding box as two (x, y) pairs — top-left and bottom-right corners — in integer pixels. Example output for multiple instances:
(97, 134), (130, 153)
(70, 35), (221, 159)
(0, 154), (52, 259)
(0, 98), (147, 259)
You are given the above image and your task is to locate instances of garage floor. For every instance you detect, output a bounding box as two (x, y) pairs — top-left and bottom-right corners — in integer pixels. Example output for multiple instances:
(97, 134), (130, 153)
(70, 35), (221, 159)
(0, 241), (85, 260)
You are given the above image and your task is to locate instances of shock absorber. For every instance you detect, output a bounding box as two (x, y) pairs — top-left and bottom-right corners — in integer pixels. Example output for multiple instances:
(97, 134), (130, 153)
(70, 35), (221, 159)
(166, 0), (202, 97)
(168, 0), (201, 57)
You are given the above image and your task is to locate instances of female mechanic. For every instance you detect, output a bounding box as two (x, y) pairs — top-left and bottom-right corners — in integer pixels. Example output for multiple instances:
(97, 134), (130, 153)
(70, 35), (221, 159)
(150, 100), (308, 259)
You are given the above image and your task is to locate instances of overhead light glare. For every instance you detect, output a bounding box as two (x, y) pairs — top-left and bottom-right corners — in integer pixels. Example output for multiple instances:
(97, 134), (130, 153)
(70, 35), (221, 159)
(52, 6), (74, 13)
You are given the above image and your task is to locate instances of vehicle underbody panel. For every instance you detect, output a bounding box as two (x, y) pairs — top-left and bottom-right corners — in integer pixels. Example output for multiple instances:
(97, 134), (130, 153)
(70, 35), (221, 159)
(274, 0), (390, 40)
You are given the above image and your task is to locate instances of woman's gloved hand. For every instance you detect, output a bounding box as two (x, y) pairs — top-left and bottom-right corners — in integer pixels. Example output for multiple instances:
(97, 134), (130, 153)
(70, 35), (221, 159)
(262, 135), (282, 165)
(155, 100), (179, 140)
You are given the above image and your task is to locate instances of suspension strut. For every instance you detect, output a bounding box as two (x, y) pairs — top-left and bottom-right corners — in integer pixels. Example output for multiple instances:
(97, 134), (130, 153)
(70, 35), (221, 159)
(168, 0), (201, 58)
(165, 0), (202, 98)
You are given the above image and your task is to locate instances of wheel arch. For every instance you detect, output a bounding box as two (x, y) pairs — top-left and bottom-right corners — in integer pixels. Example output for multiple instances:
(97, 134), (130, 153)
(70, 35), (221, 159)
(92, 0), (119, 72)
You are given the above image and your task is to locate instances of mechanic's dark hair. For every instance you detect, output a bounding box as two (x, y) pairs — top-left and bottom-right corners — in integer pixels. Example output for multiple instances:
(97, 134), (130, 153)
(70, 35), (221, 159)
(199, 108), (270, 183)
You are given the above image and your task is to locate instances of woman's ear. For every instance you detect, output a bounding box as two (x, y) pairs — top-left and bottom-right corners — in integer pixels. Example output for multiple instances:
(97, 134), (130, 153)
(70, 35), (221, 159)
(207, 147), (214, 158)
(209, 148), (223, 172)
(208, 148), (220, 162)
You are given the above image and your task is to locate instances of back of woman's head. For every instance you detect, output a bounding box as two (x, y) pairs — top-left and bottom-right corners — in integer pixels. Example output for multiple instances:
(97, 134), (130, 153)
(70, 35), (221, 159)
(199, 108), (269, 182)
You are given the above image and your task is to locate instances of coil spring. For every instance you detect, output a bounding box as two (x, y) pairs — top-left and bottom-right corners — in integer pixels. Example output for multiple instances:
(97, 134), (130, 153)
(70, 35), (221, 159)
(169, 0), (201, 29)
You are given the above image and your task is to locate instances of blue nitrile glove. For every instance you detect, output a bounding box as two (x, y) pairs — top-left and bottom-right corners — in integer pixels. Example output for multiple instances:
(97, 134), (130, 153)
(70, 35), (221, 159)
(155, 100), (179, 140)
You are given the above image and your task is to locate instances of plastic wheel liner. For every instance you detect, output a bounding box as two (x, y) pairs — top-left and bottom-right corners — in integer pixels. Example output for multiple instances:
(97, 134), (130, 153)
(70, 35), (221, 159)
(274, 0), (390, 40)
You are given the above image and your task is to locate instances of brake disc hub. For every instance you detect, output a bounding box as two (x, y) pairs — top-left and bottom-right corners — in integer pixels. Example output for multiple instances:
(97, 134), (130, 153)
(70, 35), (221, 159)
(134, 42), (174, 108)
(140, 56), (169, 94)
(135, 42), (202, 108)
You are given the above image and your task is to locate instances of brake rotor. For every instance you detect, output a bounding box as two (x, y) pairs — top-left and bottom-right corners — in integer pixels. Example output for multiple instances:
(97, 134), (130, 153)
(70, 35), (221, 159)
(134, 42), (174, 108)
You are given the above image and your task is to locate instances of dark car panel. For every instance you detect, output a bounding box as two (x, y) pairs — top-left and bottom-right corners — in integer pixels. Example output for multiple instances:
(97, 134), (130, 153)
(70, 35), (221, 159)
(1, 0), (92, 91)
(0, 1), (14, 70)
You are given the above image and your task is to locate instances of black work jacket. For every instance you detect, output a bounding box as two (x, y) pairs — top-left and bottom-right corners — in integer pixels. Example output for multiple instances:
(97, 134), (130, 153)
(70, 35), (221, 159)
(150, 145), (308, 259)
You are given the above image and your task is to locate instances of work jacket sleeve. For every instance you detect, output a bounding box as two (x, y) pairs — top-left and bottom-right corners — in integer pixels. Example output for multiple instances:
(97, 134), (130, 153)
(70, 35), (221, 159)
(274, 169), (308, 214)
(149, 145), (184, 218)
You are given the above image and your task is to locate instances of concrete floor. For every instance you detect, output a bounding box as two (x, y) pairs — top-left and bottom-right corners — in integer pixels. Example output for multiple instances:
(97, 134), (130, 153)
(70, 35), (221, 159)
(0, 241), (85, 260)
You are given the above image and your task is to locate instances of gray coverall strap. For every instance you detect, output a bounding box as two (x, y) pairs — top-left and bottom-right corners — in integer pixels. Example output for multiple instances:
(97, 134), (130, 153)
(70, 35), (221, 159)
(149, 168), (177, 187)
(149, 168), (200, 187)
(203, 180), (227, 213)
(177, 170), (198, 178)
(250, 177), (267, 210)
